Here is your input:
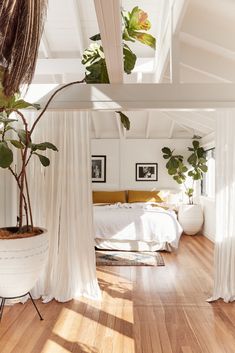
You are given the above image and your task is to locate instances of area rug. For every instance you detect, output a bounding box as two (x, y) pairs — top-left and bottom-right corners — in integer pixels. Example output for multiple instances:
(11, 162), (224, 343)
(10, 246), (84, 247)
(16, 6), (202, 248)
(96, 250), (165, 266)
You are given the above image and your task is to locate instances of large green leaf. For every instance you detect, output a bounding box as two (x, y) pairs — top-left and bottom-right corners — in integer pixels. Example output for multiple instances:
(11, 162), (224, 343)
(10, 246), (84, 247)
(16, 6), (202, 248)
(30, 142), (58, 152)
(123, 45), (137, 74)
(12, 99), (40, 110)
(200, 164), (208, 173)
(192, 140), (200, 149)
(187, 153), (197, 165)
(128, 30), (156, 49)
(197, 147), (205, 158)
(0, 142), (13, 168)
(90, 33), (101, 41)
(34, 153), (50, 167)
(17, 129), (27, 145)
(116, 111), (130, 130)
(82, 44), (109, 83)
(10, 140), (24, 149)
(162, 147), (172, 156)
(0, 117), (18, 125)
(128, 7), (151, 31)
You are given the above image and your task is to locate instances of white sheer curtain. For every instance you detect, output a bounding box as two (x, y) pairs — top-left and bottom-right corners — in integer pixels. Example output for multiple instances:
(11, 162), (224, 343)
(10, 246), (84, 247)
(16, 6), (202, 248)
(209, 110), (235, 302)
(27, 111), (100, 302)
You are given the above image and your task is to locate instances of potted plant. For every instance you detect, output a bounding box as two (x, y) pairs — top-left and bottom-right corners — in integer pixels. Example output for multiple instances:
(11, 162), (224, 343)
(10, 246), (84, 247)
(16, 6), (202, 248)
(162, 140), (208, 235)
(0, 67), (59, 313)
(0, 4), (156, 317)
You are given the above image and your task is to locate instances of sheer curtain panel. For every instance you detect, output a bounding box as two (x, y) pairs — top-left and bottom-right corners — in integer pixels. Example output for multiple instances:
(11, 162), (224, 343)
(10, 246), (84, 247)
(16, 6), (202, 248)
(28, 111), (100, 302)
(209, 110), (235, 302)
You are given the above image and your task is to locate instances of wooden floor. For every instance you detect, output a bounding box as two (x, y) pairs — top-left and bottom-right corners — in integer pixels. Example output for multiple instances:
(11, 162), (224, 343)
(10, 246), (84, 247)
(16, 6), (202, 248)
(1, 235), (235, 353)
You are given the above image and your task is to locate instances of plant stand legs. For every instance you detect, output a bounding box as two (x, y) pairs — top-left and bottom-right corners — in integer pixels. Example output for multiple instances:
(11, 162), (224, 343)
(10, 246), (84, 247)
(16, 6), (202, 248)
(28, 292), (43, 320)
(0, 292), (43, 322)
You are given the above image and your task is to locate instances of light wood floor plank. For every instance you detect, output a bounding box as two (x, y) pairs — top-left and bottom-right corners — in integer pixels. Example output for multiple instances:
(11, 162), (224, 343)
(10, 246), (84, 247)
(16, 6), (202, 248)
(1, 235), (235, 353)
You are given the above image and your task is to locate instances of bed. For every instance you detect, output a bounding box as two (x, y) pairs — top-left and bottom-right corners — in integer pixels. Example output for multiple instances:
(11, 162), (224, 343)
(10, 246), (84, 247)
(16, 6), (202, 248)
(93, 190), (183, 252)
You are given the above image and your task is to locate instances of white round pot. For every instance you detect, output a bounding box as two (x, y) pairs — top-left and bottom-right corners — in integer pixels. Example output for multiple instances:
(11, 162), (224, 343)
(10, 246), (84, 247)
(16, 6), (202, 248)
(178, 204), (203, 235)
(0, 229), (49, 298)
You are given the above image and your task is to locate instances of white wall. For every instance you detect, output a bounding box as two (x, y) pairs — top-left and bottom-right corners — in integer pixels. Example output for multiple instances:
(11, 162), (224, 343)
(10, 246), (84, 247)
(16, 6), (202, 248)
(91, 139), (191, 191)
(201, 197), (216, 242)
(200, 136), (216, 242)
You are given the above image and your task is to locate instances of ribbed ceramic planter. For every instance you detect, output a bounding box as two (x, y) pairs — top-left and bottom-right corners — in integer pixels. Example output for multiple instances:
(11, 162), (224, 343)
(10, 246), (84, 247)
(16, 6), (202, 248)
(178, 204), (203, 235)
(0, 230), (48, 297)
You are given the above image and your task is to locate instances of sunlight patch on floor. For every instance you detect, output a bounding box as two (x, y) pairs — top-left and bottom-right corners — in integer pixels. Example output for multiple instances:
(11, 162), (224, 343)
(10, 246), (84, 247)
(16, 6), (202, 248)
(41, 339), (71, 353)
(52, 308), (83, 342)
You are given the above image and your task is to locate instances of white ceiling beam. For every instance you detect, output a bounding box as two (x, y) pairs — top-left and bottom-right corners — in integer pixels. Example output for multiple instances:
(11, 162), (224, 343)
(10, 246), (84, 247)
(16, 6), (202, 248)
(161, 111), (194, 134)
(40, 32), (61, 84)
(200, 132), (215, 147)
(168, 112), (212, 134)
(154, 0), (189, 82)
(72, 0), (85, 54)
(94, 0), (123, 83)
(37, 83), (235, 110)
(168, 120), (175, 138)
(180, 63), (231, 83)
(180, 32), (235, 62)
(181, 43), (235, 83)
(35, 58), (155, 77)
(35, 58), (84, 75)
(186, 111), (216, 128)
(176, 111), (215, 130)
(145, 113), (151, 139)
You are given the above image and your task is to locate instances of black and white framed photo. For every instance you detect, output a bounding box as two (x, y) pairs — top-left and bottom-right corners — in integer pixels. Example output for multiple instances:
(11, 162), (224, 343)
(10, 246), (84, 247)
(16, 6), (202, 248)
(136, 163), (158, 181)
(91, 155), (106, 183)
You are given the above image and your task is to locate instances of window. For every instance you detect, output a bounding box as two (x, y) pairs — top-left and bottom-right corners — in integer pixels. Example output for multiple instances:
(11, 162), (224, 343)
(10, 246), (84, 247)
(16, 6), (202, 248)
(201, 148), (215, 198)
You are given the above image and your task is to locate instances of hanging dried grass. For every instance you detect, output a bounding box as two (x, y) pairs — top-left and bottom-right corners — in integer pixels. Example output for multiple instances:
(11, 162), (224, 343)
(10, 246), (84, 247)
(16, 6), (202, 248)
(0, 0), (48, 96)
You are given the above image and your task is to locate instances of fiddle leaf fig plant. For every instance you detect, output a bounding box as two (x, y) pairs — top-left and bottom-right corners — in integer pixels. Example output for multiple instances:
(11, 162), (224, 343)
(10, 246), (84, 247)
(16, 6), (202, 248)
(0, 67), (58, 233)
(82, 6), (156, 129)
(162, 140), (208, 204)
(0, 5), (155, 236)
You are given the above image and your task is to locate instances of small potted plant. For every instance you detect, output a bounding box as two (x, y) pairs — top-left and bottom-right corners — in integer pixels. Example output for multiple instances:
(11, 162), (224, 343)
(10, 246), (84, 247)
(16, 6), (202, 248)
(162, 140), (208, 235)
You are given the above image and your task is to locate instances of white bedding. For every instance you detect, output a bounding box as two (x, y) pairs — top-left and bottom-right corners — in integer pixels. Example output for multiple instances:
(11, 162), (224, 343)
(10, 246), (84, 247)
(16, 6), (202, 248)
(93, 203), (183, 252)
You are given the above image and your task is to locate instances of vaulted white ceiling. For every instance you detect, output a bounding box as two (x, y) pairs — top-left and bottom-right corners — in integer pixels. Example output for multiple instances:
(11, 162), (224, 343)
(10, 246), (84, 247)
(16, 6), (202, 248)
(33, 0), (235, 140)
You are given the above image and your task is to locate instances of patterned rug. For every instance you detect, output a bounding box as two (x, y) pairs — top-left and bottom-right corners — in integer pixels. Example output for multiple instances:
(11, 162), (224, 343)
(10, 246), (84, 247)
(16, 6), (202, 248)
(96, 250), (165, 266)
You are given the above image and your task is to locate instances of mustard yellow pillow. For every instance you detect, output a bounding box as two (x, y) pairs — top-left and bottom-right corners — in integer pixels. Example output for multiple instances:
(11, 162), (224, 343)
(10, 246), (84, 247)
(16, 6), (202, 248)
(93, 191), (126, 204)
(127, 190), (164, 203)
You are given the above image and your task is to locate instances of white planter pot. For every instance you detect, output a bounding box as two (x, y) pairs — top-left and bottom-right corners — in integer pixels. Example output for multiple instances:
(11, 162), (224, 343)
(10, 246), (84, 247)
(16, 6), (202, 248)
(178, 204), (203, 235)
(0, 229), (49, 298)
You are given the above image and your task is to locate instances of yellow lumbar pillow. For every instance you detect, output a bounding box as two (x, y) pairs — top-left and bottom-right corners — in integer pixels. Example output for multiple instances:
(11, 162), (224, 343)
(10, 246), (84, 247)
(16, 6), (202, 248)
(93, 191), (126, 204)
(127, 190), (164, 203)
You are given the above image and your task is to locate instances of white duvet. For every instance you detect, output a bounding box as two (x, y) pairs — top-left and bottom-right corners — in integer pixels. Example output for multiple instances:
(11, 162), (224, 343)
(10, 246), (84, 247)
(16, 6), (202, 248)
(93, 203), (183, 251)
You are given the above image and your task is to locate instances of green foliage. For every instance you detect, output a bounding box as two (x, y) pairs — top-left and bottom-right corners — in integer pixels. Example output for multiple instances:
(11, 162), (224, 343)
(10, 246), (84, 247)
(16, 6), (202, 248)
(116, 111), (130, 131)
(0, 141), (13, 168)
(81, 6), (156, 131)
(34, 153), (50, 167)
(81, 43), (109, 84)
(161, 140), (208, 204)
(122, 7), (156, 49)
(123, 44), (137, 74)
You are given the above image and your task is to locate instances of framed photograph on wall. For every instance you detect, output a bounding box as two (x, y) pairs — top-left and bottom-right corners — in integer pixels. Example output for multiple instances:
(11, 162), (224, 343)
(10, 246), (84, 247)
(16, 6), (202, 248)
(91, 155), (106, 183)
(136, 163), (158, 181)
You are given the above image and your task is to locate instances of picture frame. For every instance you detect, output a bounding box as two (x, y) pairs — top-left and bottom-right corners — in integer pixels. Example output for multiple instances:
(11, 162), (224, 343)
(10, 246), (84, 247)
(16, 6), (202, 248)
(136, 163), (158, 181)
(91, 155), (106, 183)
